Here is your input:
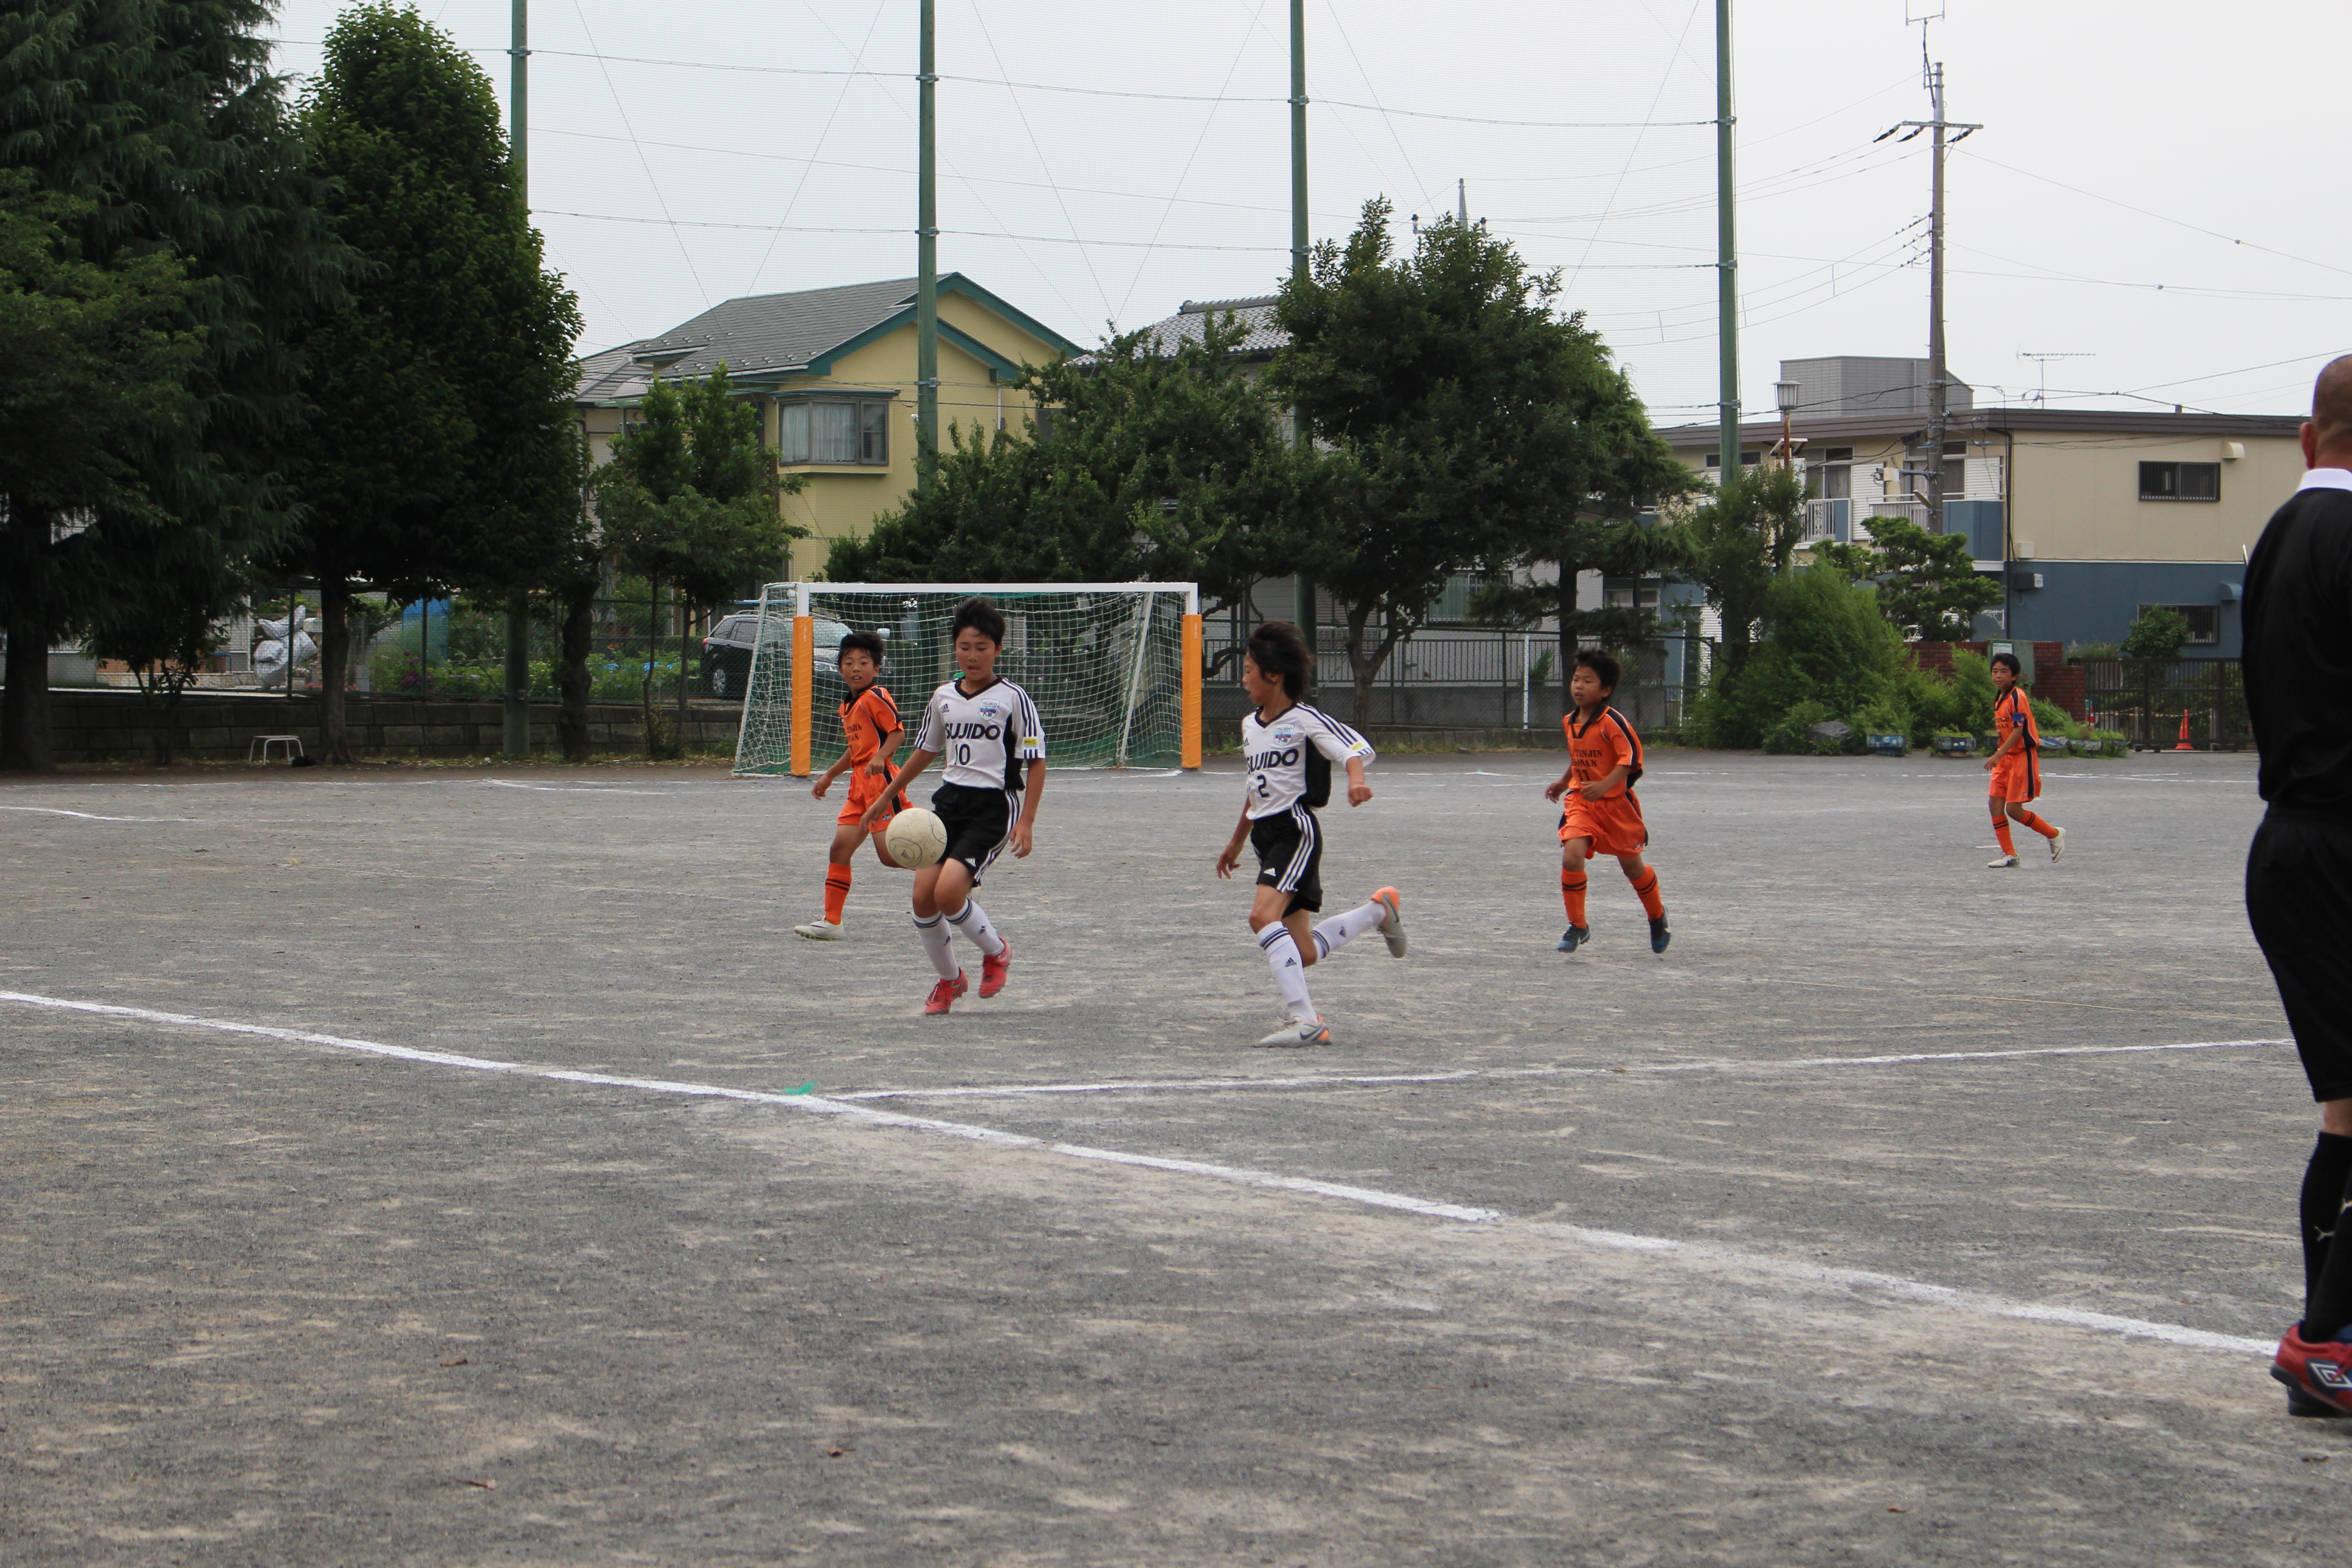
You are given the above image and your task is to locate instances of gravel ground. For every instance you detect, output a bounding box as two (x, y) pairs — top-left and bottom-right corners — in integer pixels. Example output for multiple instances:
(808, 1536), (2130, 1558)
(4, 747), (2343, 1565)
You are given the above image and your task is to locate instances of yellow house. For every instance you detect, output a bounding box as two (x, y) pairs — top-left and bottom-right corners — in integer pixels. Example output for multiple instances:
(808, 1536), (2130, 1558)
(574, 274), (1083, 578)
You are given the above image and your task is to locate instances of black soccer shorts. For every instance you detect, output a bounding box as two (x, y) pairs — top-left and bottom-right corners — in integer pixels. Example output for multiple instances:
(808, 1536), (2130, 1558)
(930, 781), (1014, 885)
(1250, 805), (1323, 914)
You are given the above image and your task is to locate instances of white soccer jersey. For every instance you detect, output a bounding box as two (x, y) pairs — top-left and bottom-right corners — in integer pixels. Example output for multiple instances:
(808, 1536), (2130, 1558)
(915, 677), (1046, 790)
(1240, 702), (1374, 820)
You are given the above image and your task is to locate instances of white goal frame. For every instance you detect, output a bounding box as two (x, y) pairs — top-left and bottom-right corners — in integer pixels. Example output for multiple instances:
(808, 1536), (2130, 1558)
(735, 582), (1203, 777)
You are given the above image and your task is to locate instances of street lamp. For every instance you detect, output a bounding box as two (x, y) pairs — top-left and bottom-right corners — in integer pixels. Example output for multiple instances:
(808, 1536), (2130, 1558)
(1774, 380), (1802, 470)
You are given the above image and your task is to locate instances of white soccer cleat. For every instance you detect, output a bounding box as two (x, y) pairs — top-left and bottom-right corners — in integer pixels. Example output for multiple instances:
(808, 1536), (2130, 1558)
(1256, 1016), (1333, 1049)
(1371, 887), (1406, 958)
(2049, 827), (2065, 862)
(794, 920), (845, 941)
(1985, 854), (2019, 869)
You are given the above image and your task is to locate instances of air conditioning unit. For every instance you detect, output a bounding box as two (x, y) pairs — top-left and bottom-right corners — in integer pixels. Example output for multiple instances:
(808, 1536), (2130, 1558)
(2007, 570), (2044, 590)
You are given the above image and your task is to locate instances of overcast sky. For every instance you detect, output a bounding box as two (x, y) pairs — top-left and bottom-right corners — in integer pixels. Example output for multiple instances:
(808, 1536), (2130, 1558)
(262, 0), (2351, 426)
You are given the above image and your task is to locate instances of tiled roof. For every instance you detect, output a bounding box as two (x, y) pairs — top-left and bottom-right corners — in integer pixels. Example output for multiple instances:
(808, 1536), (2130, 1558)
(1128, 295), (1289, 357)
(572, 339), (652, 401)
(628, 277), (921, 380)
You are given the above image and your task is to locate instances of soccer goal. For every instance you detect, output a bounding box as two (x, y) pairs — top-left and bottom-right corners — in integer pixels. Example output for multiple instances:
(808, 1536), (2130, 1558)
(731, 583), (1203, 777)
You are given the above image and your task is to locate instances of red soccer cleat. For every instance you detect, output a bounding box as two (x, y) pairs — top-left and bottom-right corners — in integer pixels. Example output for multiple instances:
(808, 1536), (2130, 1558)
(2272, 1322), (2352, 1415)
(924, 971), (969, 1015)
(980, 938), (1012, 999)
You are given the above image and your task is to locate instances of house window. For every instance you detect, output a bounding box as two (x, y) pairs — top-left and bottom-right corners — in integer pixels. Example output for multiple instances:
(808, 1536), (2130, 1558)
(1807, 447), (1854, 501)
(1704, 450), (1762, 469)
(2140, 603), (2221, 645)
(1428, 572), (1509, 625)
(780, 399), (891, 466)
(2139, 461), (2220, 501)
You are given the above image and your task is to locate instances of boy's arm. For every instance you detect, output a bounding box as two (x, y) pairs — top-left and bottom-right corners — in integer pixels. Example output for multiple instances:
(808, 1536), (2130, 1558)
(860, 748), (936, 828)
(1544, 761), (1578, 801)
(1008, 758), (1045, 856)
(1578, 762), (1630, 799)
(867, 726), (903, 774)
(1344, 754), (1372, 806)
(1216, 808), (1252, 876)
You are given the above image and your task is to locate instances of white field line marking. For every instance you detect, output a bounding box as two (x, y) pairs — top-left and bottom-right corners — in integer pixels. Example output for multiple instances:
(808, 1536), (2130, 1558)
(836, 1037), (2290, 1102)
(481, 779), (676, 795)
(0, 987), (2276, 1357)
(0, 990), (1499, 1224)
(1524, 1221), (2274, 1357)
(0, 805), (190, 822)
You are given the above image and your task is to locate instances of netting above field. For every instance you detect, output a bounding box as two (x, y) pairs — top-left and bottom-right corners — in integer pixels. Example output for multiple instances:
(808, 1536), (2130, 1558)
(733, 584), (1196, 776)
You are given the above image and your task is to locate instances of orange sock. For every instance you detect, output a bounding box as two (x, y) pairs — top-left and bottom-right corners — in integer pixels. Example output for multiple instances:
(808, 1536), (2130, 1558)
(1628, 867), (1665, 920)
(823, 864), (852, 924)
(1561, 871), (1588, 926)
(1992, 820), (2018, 857)
(2014, 809), (2059, 840)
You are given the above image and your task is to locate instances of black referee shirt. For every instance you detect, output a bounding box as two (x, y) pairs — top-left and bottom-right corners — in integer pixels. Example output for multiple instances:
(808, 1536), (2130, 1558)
(2244, 472), (2352, 813)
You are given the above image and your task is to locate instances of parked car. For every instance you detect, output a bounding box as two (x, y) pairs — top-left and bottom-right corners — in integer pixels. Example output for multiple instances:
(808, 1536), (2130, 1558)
(701, 612), (855, 700)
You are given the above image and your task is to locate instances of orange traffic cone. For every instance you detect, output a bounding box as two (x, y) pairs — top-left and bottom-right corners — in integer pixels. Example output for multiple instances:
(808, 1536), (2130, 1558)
(2172, 709), (2195, 751)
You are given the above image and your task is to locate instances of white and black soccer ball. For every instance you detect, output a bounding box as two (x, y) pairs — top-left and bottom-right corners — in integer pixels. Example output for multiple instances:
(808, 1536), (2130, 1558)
(883, 807), (948, 869)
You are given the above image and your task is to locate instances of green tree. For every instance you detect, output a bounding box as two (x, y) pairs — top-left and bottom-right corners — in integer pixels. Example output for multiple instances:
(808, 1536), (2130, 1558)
(1270, 204), (1637, 720)
(289, 2), (585, 762)
(828, 311), (1324, 642)
(1, 0), (352, 771)
(1686, 563), (1909, 750)
(1665, 466), (1808, 675)
(2121, 603), (2191, 660)
(1862, 513), (2000, 640)
(594, 367), (799, 755)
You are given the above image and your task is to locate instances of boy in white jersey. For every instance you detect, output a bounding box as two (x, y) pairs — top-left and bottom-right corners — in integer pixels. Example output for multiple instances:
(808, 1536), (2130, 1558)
(1214, 621), (1405, 1048)
(859, 598), (1045, 1014)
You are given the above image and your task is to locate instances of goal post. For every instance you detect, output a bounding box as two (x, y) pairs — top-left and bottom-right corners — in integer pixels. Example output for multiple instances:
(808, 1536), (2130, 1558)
(734, 582), (1203, 778)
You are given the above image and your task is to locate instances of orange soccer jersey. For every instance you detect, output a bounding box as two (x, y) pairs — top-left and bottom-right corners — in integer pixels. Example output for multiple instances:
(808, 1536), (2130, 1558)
(1558, 704), (1650, 857)
(838, 684), (909, 826)
(1989, 686), (2041, 803)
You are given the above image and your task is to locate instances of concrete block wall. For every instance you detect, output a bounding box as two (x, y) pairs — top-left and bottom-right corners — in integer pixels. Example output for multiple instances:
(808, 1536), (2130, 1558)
(42, 689), (744, 764)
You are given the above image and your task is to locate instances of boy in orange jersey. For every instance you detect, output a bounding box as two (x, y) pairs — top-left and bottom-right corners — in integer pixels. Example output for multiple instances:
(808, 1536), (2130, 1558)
(1984, 650), (2065, 868)
(796, 632), (910, 939)
(1544, 649), (1669, 954)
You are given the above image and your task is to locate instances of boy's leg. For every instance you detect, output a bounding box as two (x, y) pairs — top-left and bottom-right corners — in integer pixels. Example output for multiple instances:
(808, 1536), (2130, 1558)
(1248, 887), (1318, 1022)
(941, 856), (1006, 960)
(1989, 801), (2019, 858)
(2010, 800), (2061, 839)
(1310, 897), (1390, 960)
(1619, 852), (1665, 918)
(824, 824), (862, 922)
(1560, 841), (1591, 928)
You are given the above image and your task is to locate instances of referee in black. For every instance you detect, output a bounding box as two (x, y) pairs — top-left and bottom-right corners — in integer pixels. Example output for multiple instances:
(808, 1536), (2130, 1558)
(2251, 356), (2352, 1416)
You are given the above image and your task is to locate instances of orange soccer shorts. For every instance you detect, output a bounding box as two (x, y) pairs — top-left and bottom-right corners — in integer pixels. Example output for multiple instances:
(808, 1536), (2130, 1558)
(838, 769), (906, 830)
(1988, 755), (2040, 806)
(1558, 792), (1650, 858)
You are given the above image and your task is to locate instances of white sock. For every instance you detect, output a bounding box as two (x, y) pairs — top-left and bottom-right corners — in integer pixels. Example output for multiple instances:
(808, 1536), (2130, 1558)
(913, 912), (959, 979)
(945, 899), (1005, 957)
(1311, 901), (1387, 960)
(1258, 927), (1317, 1021)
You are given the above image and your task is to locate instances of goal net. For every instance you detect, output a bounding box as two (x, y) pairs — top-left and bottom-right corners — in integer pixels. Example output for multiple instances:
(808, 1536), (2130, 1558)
(732, 583), (1203, 777)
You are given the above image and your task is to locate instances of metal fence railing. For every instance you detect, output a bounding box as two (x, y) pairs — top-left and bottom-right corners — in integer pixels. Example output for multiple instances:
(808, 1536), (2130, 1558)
(330, 596), (750, 704)
(2079, 657), (2248, 750)
(1200, 631), (1710, 735)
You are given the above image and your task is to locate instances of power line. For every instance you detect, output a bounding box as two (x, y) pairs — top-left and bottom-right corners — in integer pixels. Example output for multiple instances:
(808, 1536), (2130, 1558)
(1566, 0), (1706, 295)
(743, 0), (891, 297)
(565, 1), (706, 307)
(969, 1), (1113, 328)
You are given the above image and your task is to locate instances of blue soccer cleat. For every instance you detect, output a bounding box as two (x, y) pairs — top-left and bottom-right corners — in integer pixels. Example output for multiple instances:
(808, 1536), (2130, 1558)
(1556, 925), (1589, 953)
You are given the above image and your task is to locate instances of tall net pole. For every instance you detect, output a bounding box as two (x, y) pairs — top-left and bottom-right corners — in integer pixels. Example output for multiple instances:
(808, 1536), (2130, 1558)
(916, 0), (940, 492)
(503, 0), (532, 756)
(1715, 0), (1740, 487)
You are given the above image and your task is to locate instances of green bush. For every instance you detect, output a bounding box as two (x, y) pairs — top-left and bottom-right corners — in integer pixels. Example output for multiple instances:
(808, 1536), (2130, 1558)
(1762, 698), (1862, 756)
(2122, 604), (2192, 660)
(1685, 565), (1908, 749)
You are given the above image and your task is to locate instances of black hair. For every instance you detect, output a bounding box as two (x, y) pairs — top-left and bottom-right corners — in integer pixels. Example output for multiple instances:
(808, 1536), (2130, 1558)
(1989, 651), (2022, 676)
(1246, 620), (1312, 701)
(836, 630), (885, 667)
(1574, 648), (1622, 694)
(950, 597), (1006, 647)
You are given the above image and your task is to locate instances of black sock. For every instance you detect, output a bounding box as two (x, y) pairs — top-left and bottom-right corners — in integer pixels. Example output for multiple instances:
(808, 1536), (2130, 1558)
(2303, 1133), (2352, 1334)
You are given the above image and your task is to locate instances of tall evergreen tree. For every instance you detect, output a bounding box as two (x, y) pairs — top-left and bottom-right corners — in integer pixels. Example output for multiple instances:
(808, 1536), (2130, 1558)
(290, 2), (584, 761)
(1270, 204), (1670, 720)
(0, 0), (351, 771)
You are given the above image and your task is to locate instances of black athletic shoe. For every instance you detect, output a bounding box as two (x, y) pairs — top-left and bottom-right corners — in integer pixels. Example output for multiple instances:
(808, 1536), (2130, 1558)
(2285, 1380), (2349, 1418)
(1556, 925), (1589, 953)
(1649, 916), (1672, 954)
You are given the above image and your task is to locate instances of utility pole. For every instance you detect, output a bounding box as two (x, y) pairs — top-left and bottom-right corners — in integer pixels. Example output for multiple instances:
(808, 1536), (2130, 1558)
(1289, 0), (1308, 288)
(1878, 19), (1978, 535)
(503, 0), (531, 757)
(1714, 0), (1739, 485)
(916, 0), (939, 492)
(1457, 177), (1466, 226)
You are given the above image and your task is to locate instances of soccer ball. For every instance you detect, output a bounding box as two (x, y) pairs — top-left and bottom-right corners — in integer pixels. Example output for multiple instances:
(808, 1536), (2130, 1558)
(884, 807), (948, 869)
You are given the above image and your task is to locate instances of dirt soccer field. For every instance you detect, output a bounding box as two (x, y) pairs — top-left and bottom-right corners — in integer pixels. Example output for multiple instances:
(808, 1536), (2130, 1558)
(3, 749), (2342, 1564)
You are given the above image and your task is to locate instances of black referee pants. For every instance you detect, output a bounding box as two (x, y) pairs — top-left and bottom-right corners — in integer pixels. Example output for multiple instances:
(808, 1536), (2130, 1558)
(2248, 806), (2352, 1103)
